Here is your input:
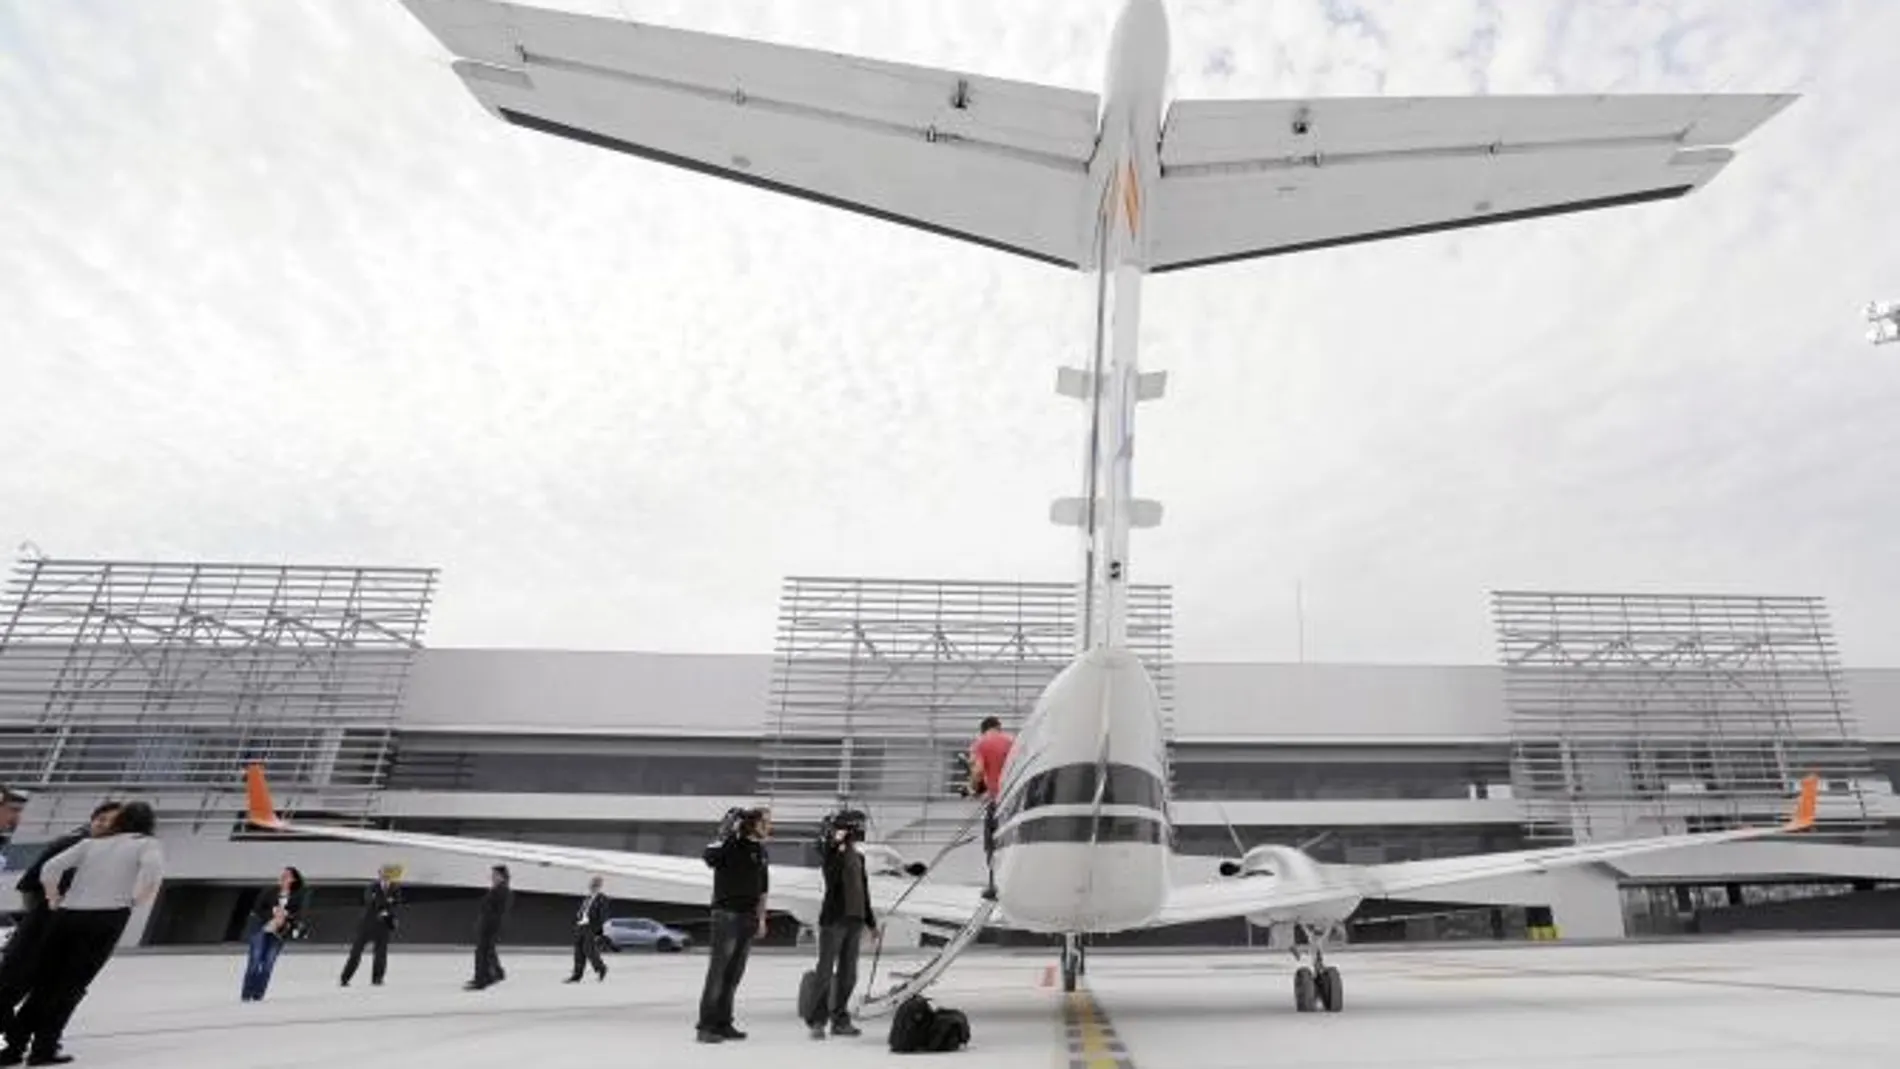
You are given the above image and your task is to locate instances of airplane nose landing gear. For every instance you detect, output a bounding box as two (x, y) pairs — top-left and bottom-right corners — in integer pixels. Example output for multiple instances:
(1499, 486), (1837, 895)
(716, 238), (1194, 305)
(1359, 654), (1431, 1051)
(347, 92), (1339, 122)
(1290, 924), (1343, 1013)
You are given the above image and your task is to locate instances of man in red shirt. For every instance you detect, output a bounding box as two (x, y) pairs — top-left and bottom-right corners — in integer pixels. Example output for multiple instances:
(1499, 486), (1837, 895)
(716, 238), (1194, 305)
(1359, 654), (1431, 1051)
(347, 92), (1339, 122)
(967, 717), (1014, 896)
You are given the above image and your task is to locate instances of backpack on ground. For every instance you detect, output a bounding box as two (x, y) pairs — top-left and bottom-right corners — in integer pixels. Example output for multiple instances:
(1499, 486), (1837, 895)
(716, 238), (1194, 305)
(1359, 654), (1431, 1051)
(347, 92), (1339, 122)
(798, 968), (827, 1022)
(926, 1007), (971, 1052)
(888, 994), (937, 1052)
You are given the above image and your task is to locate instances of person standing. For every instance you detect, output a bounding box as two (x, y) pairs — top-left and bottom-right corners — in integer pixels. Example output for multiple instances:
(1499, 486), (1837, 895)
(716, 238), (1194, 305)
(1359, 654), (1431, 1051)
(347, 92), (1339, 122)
(464, 865), (512, 991)
(0, 789), (29, 870)
(967, 716), (1015, 894)
(0, 801), (118, 1037)
(564, 875), (609, 984)
(339, 866), (401, 988)
(806, 811), (877, 1040)
(240, 867), (307, 1002)
(0, 801), (163, 1067)
(0, 789), (31, 890)
(695, 807), (770, 1044)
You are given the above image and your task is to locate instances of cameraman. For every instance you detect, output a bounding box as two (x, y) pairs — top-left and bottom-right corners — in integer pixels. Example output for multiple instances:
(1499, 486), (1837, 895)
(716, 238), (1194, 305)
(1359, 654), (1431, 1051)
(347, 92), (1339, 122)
(696, 806), (770, 1044)
(806, 810), (876, 1040)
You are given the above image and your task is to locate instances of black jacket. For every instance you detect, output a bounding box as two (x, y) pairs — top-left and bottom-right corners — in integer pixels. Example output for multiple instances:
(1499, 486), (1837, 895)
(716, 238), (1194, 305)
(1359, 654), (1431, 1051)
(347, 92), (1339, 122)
(14, 827), (88, 901)
(477, 882), (513, 934)
(359, 880), (401, 931)
(818, 843), (876, 929)
(703, 835), (769, 913)
(251, 885), (308, 940)
(574, 892), (609, 933)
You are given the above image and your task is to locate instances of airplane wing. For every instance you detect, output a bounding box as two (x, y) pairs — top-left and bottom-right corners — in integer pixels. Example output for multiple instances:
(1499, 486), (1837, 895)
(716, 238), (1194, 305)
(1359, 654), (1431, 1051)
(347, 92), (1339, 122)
(398, 0), (1102, 268)
(1154, 774), (1819, 927)
(243, 765), (990, 928)
(1148, 92), (1796, 272)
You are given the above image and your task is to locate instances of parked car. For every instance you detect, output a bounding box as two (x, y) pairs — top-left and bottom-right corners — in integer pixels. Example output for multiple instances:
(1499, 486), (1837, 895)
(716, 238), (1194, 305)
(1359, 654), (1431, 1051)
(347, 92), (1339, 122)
(600, 917), (691, 953)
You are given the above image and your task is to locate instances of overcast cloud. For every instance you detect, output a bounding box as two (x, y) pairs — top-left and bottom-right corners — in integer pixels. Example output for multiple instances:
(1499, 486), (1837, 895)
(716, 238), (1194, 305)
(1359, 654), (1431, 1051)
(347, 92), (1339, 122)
(3, 0), (1898, 665)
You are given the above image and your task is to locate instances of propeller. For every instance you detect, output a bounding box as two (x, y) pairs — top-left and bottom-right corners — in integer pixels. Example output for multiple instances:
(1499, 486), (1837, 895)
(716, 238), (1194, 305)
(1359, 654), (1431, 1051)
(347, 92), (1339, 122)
(1215, 803), (1333, 876)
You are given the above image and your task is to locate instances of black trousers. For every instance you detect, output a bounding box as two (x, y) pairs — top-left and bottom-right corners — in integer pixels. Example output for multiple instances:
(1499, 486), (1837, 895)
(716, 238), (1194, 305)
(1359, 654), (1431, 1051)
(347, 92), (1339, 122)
(569, 927), (605, 979)
(983, 801), (999, 886)
(0, 899), (53, 1031)
(3, 908), (130, 1058)
(340, 922), (391, 985)
(471, 926), (504, 987)
(696, 909), (755, 1032)
(806, 921), (865, 1027)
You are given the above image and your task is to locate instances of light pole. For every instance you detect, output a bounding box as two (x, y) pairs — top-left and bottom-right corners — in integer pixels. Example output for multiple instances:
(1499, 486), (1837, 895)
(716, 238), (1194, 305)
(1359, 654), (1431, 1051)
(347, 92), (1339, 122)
(1867, 300), (1900, 346)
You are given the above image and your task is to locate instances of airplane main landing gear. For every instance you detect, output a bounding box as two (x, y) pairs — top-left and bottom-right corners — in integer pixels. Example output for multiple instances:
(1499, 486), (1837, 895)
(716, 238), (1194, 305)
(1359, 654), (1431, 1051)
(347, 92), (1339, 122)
(1060, 934), (1086, 993)
(1289, 924), (1343, 1013)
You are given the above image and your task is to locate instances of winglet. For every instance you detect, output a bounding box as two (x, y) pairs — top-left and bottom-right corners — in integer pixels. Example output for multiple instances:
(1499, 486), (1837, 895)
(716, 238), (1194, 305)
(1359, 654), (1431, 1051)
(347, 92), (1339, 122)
(1784, 773), (1819, 833)
(245, 762), (285, 830)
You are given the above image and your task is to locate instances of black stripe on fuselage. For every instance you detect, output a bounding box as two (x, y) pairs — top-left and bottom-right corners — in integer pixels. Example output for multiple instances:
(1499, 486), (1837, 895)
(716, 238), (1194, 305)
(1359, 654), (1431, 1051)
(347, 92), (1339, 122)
(996, 812), (1169, 848)
(996, 761), (1167, 825)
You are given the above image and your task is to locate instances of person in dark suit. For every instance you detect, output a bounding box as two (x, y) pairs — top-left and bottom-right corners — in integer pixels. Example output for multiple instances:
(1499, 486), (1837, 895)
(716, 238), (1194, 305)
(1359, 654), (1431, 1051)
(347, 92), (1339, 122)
(695, 807), (770, 1044)
(240, 866), (307, 1002)
(465, 865), (512, 991)
(565, 875), (610, 984)
(806, 809), (878, 1040)
(339, 865), (402, 987)
(0, 801), (118, 1036)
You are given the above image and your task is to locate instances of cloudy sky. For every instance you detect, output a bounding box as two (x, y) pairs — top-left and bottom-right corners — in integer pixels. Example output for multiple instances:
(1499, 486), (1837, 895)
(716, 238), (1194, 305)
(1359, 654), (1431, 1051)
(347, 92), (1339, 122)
(3, 0), (1898, 665)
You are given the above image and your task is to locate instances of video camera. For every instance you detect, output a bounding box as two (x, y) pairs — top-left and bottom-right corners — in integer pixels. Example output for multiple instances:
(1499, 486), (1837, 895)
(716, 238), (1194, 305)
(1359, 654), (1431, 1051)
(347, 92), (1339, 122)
(717, 806), (766, 841)
(818, 807), (868, 850)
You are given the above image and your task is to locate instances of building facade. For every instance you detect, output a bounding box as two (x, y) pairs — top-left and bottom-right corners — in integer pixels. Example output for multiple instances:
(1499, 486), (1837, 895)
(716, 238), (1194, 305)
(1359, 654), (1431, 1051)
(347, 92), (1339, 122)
(4, 647), (1897, 949)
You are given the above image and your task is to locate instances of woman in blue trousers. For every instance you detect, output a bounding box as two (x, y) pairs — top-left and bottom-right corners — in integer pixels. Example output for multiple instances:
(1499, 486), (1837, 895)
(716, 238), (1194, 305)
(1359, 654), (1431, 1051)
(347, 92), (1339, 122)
(241, 867), (306, 1002)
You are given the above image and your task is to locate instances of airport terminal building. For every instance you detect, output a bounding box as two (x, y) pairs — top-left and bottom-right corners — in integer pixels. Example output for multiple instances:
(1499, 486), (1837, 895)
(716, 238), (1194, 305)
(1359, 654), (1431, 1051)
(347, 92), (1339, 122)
(2, 559), (1897, 950)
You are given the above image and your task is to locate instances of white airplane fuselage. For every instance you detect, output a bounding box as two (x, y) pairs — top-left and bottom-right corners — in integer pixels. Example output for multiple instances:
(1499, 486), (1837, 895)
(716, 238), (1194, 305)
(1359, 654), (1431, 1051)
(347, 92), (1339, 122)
(989, 0), (1176, 936)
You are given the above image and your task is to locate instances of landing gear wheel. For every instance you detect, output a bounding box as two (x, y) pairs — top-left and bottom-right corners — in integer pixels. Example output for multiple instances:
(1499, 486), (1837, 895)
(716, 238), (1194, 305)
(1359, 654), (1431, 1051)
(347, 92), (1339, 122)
(1060, 935), (1082, 992)
(1316, 966), (1342, 1012)
(1293, 966), (1318, 1013)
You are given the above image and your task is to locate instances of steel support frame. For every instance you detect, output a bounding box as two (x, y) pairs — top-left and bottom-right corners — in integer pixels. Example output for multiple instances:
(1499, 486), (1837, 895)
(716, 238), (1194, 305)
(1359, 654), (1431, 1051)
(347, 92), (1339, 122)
(759, 576), (1175, 828)
(0, 555), (438, 824)
(1494, 590), (1873, 843)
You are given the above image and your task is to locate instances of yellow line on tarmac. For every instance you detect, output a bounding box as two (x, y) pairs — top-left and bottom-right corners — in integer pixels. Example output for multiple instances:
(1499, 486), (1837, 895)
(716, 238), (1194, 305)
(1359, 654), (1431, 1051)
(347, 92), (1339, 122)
(1062, 989), (1136, 1069)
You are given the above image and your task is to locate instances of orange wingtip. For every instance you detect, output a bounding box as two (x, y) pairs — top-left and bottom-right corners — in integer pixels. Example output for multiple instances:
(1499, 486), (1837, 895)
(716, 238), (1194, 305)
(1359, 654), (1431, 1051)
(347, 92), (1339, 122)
(245, 762), (285, 829)
(1785, 773), (1819, 832)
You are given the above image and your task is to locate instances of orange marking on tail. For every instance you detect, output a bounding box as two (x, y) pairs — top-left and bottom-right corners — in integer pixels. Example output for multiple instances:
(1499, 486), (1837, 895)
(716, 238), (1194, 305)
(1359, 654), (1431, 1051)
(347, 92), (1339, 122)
(245, 762), (284, 829)
(1786, 772), (1819, 832)
(1121, 160), (1141, 234)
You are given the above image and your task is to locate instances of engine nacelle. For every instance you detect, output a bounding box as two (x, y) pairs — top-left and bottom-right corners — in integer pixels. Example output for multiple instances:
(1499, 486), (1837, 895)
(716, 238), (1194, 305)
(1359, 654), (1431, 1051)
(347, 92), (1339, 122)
(1218, 843), (1308, 880)
(1216, 845), (1361, 928)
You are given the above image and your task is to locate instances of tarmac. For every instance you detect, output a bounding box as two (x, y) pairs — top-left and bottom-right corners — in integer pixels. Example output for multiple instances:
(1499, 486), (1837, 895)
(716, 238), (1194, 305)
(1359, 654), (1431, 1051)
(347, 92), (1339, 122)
(48, 935), (1900, 1067)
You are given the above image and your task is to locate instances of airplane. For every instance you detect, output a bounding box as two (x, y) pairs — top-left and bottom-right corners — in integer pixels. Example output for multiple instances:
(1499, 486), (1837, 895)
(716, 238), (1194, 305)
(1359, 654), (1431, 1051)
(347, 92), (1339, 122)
(244, 0), (1803, 1017)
